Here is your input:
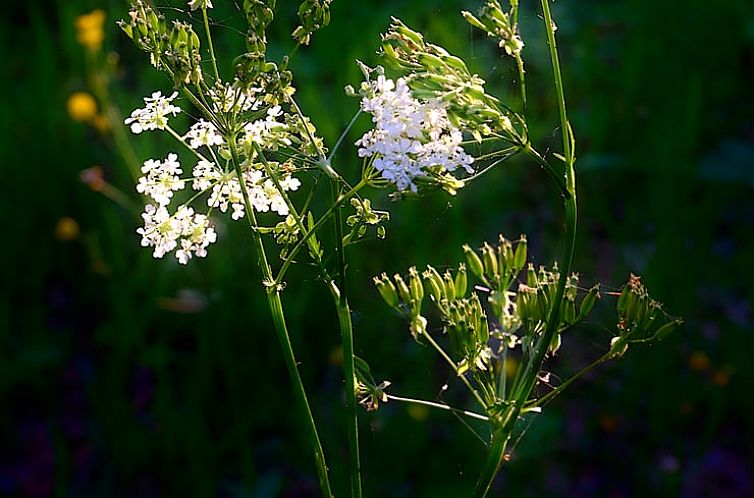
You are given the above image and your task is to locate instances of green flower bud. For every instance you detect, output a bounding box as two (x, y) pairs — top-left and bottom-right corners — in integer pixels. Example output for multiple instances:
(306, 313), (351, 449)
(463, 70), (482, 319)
(527, 263), (538, 287)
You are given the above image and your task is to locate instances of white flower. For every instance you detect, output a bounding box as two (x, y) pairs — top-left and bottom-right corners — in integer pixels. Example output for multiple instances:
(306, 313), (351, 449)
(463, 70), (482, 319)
(209, 82), (263, 114)
(125, 91), (181, 134)
(136, 153), (185, 206)
(355, 75), (474, 192)
(184, 120), (224, 149)
(137, 204), (217, 263)
(188, 0), (213, 10)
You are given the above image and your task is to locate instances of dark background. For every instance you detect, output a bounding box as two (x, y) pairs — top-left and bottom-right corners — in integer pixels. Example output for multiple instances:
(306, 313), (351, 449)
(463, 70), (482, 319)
(2, 0), (753, 496)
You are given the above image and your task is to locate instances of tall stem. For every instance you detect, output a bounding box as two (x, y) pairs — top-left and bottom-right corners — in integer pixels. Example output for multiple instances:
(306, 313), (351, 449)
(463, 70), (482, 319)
(474, 1), (578, 495)
(201, 7), (220, 82)
(228, 139), (333, 497)
(327, 134), (363, 498)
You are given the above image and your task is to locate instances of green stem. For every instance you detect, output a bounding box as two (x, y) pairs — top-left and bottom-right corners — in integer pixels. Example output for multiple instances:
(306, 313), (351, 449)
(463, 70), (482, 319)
(386, 394), (490, 422)
(327, 176), (363, 498)
(474, 1), (578, 495)
(528, 352), (611, 409)
(202, 7), (220, 82)
(273, 178), (368, 286)
(420, 331), (488, 410)
(228, 139), (333, 497)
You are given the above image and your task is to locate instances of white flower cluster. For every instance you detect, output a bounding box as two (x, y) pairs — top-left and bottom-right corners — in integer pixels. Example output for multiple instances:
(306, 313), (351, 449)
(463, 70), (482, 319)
(356, 75), (474, 192)
(192, 163), (301, 220)
(188, 0), (212, 10)
(208, 82), (264, 114)
(125, 91), (181, 134)
(137, 204), (217, 264)
(128, 89), (307, 264)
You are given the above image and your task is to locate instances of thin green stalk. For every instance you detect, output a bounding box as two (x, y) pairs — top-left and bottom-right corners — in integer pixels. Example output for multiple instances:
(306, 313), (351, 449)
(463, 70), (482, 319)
(420, 331), (488, 410)
(228, 139), (333, 497)
(528, 352), (611, 409)
(202, 7), (220, 82)
(328, 176), (363, 498)
(386, 394), (490, 422)
(273, 178), (368, 285)
(327, 110), (363, 163)
(474, 1), (578, 495)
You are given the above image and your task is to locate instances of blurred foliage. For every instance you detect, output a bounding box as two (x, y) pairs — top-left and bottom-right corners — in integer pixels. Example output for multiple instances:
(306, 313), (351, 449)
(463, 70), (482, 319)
(2, 0), (753, 497)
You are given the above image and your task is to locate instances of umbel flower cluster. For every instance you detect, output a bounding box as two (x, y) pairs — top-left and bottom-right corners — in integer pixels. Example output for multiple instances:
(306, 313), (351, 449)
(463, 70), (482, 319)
(127, 87), (307, 264)
(355, 70), (474, 193)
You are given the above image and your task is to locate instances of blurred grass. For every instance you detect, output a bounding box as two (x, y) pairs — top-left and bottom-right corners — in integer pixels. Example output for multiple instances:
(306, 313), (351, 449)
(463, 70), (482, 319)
(2, 0), (753, 497)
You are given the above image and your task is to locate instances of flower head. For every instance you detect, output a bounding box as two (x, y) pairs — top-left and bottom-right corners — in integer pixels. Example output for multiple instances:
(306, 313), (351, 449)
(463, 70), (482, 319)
(125, 91), (181, 134)
(355, 73), (473, 193)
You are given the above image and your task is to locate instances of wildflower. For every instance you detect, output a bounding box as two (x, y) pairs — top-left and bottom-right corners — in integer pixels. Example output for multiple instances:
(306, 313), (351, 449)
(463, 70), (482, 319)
(356, 74), (473, 193)
(188, 0), (213, 11)
(125, 91), (181, 134)
(67, 92), (98, 122)
(184, 120), (224, 149)
(136, 154), (185, 206)
(209, 82), (263, 114)
(80, 166), (106, 192)
(75, 9), (105, 52)
(137, 204), (217, 263)
(55, 217), (80, 241)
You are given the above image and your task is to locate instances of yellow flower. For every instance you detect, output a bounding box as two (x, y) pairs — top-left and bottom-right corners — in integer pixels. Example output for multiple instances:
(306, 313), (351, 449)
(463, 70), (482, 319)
(75, 9), (105, 52)
(55, 217), (80, 241)
(67, 92), (98, 122)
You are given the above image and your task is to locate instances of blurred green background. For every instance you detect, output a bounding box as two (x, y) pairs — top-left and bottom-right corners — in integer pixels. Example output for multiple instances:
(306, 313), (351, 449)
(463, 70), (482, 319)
(3, 0), (753, 496)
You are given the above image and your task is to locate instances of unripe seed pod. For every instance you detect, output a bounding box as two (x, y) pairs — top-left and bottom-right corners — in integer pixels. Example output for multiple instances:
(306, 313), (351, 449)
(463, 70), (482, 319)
(443, 271), (456, 301)
(373, 273), (398, 310)
(577, 284), (600, 320)
(422, 266), (444, 302)
(513, 235), (527, 272)
(482, 243), (499, 281)
(463, 244), (486, 283)
(393, 274), (412, 305)
(454, 264), (468, 298)
(527, 263), (538, 287)
(408, 267), (424, 304)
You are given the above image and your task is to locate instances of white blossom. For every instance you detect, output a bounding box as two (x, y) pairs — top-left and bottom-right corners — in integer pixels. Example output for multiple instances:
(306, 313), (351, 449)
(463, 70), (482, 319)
(188, 0), (213, 10)
(125, 91), (181, 134)
(356, 75), (474, 192)
(137, 204), (217, 263)
(209, 82), (263, 114)
(184, 120), (224, 149)
(136, 153), (185, 206)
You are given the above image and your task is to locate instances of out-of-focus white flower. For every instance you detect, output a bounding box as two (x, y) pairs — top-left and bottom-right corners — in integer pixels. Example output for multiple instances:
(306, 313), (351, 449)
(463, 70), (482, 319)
(188, 0), (213, 10)
(136, 153), (185, 206)
(356, 75), (473, 192)
(184, 119), (224, 149)
(125, 91), (181, 134)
